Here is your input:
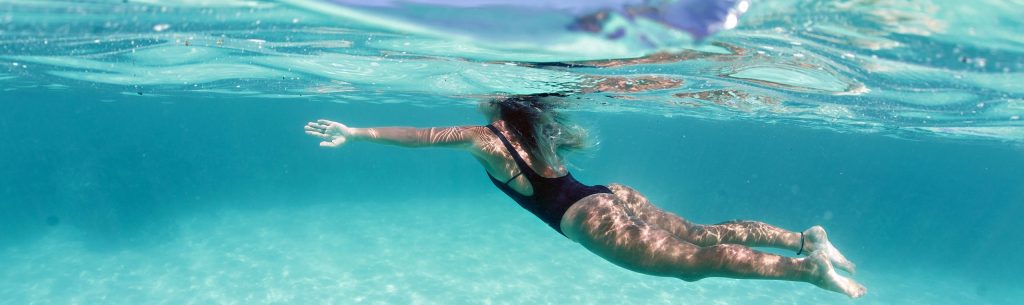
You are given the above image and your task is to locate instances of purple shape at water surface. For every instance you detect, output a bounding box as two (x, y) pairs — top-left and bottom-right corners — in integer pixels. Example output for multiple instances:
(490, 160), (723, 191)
(323, 0), (748, 43)
(625, 0), (746, 40)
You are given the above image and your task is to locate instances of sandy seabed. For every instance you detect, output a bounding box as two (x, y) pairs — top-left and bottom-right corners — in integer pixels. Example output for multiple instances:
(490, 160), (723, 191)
(0, 198), (1013, 305)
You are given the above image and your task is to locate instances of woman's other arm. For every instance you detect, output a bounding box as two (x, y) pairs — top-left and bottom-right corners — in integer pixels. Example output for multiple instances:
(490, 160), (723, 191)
(304, 119), (476, 149)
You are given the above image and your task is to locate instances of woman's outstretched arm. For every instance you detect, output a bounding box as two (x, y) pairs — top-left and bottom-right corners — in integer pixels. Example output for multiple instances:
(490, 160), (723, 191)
(304, 119), (476, 149)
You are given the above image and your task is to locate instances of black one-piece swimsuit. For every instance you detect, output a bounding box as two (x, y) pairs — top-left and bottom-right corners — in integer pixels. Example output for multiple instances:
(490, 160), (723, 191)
(484, 125), (613, 236)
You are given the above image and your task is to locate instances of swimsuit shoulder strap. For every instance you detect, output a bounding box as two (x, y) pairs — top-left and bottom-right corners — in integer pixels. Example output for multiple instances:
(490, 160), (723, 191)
(485, 124), (540, 181)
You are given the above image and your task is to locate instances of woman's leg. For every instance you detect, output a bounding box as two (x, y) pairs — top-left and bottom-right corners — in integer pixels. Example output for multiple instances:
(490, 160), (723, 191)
(560, 194), (866, 298)
(607, 184), (799, 249)
(688, 220), (802, 250)
(606, 184), (855, 273)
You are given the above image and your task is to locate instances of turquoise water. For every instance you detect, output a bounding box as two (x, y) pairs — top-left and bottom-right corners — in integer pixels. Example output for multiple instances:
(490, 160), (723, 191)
(2, 0), (1023, 304)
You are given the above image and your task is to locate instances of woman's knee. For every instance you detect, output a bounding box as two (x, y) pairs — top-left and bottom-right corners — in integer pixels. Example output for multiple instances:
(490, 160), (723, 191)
(654, 254), (708, 282)
(673, 244), (748, 280)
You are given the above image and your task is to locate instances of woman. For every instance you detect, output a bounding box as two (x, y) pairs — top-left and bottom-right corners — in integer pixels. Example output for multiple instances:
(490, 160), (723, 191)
(303, 94), (866, 298)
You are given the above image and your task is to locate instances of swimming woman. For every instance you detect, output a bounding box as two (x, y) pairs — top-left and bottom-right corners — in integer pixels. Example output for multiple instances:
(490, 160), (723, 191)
(303, 94), (867, 298)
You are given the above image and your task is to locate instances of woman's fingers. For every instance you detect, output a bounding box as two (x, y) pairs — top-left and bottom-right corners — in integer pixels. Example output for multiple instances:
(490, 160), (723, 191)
(304, 124), (328, 137)
(305, 130), (328, 138)
(320, 137), (346, 147)
(304, 124), (324, 133)
(306, 119), (346, 148)
(306, 122), (327, 130)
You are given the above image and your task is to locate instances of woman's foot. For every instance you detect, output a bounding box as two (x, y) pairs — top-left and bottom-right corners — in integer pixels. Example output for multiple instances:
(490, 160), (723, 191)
(803, 226), (856, 274)
(807, 251), (867, 298)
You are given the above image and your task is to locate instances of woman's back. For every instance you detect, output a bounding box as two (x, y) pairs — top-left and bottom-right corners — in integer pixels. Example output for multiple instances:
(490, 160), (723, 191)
(472, 121), (569, 196)
(478, 121), (613, 235)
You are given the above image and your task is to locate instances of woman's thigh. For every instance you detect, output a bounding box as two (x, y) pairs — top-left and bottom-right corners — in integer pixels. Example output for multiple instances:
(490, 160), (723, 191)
(605, 183), (696, 236)
(560, 193), (700, 277)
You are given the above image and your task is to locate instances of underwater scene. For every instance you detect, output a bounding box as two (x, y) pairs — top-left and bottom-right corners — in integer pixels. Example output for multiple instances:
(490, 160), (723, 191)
(1, 0), (1022, 304)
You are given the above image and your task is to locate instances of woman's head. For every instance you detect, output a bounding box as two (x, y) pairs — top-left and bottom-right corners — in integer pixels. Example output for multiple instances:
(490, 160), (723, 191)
(482, 93), (590, 166)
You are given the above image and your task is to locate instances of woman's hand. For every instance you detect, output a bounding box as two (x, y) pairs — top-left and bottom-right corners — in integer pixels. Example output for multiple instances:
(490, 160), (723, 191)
(305, 119), (353, 148)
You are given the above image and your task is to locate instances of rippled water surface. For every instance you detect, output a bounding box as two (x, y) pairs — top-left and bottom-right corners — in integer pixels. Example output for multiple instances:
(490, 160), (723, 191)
(2, 0), (1022, 141)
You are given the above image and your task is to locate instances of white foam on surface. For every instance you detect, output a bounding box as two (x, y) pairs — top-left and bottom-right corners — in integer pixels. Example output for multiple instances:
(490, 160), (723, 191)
(0, 198), (1014, 304)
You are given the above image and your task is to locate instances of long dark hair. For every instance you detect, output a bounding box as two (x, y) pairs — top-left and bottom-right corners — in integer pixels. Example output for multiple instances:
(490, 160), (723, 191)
(492, 93), (590, 167)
